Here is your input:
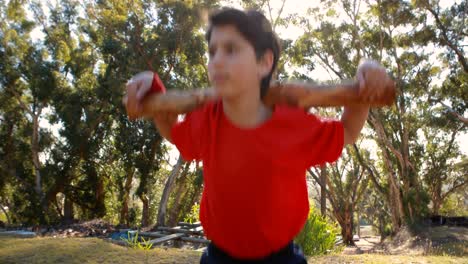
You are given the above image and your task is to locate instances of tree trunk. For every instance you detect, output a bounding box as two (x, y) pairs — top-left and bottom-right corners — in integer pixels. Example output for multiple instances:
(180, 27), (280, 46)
(432, 195), (442, 216)
(63, 196), (74, 224)
(168, 166), (190, 226)
(140, 194), (150, 227)
(120, 168), (135, 226)
(357, 211), (361, 238)
(31, 111), (42, 202)
(157, 156), (184, 227)
(340, 208), (355, 246)
(378, 214), (385, 241)
(370, 114), (406, 231)
(388, 177), (403, 232)
(95, 174), (106, 218)
(320, 166), (327, 216)
(120, 200), (129, 227)
(167, 184), (187, 226)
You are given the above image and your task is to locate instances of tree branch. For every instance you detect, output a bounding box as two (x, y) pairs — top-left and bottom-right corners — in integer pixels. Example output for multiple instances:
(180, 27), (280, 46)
(424, 3), (468, 72)
(441, 180), (467, 201)
(431, 99), (468, 125)
(352, 144), (386, 194)
(7, 86), (33, 116)
(272, 0), (287, 31)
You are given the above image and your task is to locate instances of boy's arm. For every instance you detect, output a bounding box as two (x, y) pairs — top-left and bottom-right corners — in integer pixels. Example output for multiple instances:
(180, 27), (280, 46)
(264, 79), (394, 109)
(124, 71), (217, 118)
(124, 71), (215, 142)
(341, 105), (369, 145)
(267, 59), (395, 146)
(342, 60), (395, 145)
(341, 60), (395, 146)
(266, 82), (372, 145)
(152, 112), (178, 143)
(140, 89), (217, 116)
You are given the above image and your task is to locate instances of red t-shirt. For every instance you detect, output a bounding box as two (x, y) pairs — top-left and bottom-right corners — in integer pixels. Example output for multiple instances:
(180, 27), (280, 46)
(171, 100), (343, 259)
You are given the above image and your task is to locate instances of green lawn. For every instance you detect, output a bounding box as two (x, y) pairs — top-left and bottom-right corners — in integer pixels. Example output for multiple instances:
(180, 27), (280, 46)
(309, 254), (468, 264)
(0, 237), (466, 264)
(0, 237), (201, 264)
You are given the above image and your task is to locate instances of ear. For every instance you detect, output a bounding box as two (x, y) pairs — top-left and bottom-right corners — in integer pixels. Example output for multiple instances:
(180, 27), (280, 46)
(257, 49), (274, 79)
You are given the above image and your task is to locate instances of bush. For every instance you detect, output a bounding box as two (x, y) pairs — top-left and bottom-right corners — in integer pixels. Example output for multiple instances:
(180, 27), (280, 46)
(294, 207), (340, 256)
(121, 231), (153, 250)
(184, 203), (200, 224)
(0, 212), (7, 224)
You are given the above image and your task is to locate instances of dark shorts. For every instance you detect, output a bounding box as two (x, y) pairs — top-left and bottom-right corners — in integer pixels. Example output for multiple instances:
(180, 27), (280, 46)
(200, 242), (307, 264)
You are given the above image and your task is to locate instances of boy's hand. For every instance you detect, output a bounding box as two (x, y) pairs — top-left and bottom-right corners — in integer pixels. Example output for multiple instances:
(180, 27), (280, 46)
(356, 60), (396, 106)
(123, 71), (154, 120)
(123, 71), (219, 119)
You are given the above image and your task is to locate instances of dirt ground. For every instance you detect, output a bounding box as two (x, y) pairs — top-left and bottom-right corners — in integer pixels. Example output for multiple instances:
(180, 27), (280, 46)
(1, 236), (466, 264)
(342, 225), (467, 256)
(1, 222), (466, 263)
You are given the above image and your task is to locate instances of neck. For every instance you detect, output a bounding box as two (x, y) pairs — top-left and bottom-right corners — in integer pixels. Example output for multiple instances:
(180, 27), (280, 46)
(222, 90), (272, 128)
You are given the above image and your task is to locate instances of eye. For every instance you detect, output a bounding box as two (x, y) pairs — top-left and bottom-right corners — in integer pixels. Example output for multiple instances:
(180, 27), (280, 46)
(225, 43), (236, 55)
(208, 46), (216, 59)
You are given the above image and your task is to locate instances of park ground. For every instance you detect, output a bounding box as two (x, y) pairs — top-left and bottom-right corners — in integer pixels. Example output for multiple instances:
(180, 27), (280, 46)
(0, 225), (466, 264)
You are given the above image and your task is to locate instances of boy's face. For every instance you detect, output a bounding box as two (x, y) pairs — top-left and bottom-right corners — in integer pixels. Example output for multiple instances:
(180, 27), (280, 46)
(207, 25), (270, 99)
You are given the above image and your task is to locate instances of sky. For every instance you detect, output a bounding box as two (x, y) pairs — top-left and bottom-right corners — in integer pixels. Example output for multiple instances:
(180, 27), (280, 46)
(166, 0), (467, 165)
(27, 0), (466, 166)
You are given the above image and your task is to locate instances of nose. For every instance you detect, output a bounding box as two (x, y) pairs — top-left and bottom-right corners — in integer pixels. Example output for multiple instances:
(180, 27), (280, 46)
(209, 50), (224, 70)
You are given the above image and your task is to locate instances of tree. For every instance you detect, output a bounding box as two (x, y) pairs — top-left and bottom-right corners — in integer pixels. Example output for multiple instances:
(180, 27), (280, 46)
(291, 0), (466, 232)
(0, 0), (59, 223)
(309, 145), (369, 245)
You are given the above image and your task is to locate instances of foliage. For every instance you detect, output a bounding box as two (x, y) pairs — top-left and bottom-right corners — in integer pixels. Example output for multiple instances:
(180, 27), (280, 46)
(295, 207), (340, 256)
(121, 231), (153, 250)
(439, 189), (468, 217)
(0, 0), (215, 226)
(0, 212), (6, 223)
(289, 0), (467, 231)
(183, 202), (200, 224)
(0, 0), (465, 244)
(309, 145), (369, 245)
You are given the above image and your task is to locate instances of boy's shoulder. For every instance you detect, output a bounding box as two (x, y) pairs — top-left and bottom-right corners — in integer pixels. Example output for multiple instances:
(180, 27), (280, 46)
(272, 104), (342, 130)
(274, 104), (320, 122)
(187, 101), (335, 129)
(184, 99), (222, 122)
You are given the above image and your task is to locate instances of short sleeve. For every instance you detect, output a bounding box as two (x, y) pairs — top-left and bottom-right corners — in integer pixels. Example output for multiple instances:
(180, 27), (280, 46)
(299, 114), (344, 168)
(171, 110), (205, 161)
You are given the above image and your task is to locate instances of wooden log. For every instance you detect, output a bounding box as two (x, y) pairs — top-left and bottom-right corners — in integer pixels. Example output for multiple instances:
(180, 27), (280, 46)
(177, 221), (201, 228)
(143, 233), (185, 246)
(180, 237), (210, 244)
(158, 226), (182, 231)
(0, 231), (36, 238)
(157, 226), (203, 235)
(138, 231), (166, 238)
(184, 226), (204, 233)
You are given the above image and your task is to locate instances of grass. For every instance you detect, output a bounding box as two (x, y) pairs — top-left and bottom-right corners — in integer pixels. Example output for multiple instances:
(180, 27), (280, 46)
(428, 241), (468, 257)
(0, 237), (466, 264)
(0, 237), (201, 264)
(309, 254), (468, 264)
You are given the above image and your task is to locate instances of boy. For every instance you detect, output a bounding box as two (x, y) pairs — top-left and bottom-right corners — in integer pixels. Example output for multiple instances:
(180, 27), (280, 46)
(124, 8), (394, 264)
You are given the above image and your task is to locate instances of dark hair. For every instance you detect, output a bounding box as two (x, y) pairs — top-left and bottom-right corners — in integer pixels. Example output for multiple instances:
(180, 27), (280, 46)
(205, 8), (281, 98)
